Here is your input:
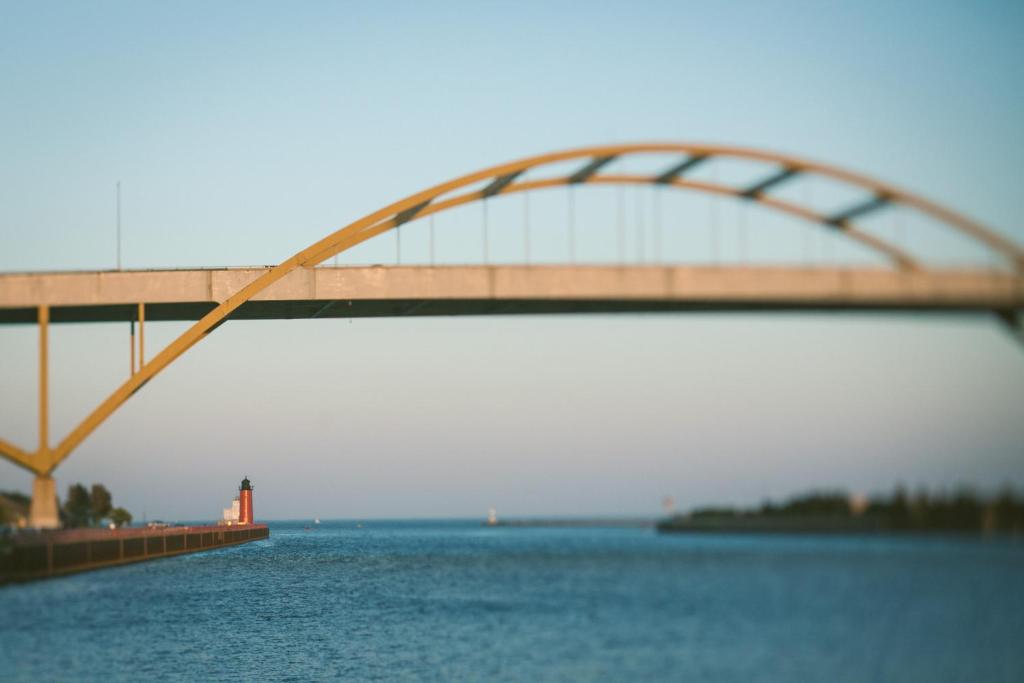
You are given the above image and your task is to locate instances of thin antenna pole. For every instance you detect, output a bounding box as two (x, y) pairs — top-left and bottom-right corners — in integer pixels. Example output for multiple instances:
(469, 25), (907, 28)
(654, 188), (663, 264)
(483, 200), (489, 264)
(738, 202), (747, 263)
(635, 187), (645, 263)
(568, 187), (576, 263)
(617, 185), (625, 264)
(895, 205), (905, 252)
(523, 193), (530, 264)
(709, 165), (719, 264)
(801, 179), (812, 266)
(116, 181), (122, 270)
(429, 214), (435, 266)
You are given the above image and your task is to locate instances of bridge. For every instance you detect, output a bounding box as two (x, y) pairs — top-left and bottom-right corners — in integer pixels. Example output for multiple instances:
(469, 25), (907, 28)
(2, 265), (1020, 322)
(1, 142), (1022, 527)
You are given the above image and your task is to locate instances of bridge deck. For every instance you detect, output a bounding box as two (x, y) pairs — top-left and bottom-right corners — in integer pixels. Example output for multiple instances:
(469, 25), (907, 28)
(0, 265), (1020, 324)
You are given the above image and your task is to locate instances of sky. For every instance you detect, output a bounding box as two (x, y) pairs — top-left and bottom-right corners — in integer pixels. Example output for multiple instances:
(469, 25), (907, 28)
(1, 1), (1023, 520)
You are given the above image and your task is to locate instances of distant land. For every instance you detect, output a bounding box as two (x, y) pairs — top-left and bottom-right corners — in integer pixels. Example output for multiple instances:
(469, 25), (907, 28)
(657, 487), (1024, 535)
(485, 518), (653, 528)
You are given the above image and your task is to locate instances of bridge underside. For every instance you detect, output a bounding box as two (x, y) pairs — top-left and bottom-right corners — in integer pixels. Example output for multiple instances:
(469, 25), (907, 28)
(1, 297), (1022, 325)
(0, 265), (1020, 324)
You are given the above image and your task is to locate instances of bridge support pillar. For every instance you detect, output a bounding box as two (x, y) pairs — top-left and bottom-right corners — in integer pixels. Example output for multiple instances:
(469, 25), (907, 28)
(29, 475), (60, 529)
(39, 305), (48, 457)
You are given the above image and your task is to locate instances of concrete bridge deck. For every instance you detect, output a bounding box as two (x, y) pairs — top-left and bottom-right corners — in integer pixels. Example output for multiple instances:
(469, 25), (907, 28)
(0, 265), (1021, 324)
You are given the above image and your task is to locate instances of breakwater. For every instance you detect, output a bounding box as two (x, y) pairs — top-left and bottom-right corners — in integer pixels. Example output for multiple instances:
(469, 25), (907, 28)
(656, 516), (887, 534)
(0, 523), (269, 584)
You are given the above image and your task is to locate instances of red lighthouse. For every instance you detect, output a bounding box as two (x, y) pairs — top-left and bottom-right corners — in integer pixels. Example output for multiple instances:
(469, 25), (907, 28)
(239, 476), (254, 525)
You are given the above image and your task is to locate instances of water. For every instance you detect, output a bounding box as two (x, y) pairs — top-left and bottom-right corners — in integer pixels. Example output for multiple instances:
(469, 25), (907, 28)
(2, 521), (1023, 681)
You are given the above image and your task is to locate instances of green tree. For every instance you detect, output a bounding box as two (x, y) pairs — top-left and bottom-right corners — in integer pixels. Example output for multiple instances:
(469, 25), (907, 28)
(63, 484), (91, 528)
(90, 484), (113, 525)
(992, 486), (1023, 533)
(889, 484), (910, 529)
(109, 507), (133, 528)
(0, 491), (30, 526)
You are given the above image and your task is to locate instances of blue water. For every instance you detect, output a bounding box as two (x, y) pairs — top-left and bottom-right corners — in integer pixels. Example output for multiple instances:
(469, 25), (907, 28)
(2, 521), (1023, 681)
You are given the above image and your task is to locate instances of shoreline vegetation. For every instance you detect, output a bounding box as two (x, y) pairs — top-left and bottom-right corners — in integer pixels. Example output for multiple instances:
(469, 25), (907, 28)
(1, 483), (132, 531)
(658, 486), (1024, 535)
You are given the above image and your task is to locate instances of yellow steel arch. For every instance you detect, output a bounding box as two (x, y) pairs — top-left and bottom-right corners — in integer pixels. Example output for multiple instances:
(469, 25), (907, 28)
(306, 175), (917, 270)
(294, 142), (1023, 271)
(1, 142), (1021, 476)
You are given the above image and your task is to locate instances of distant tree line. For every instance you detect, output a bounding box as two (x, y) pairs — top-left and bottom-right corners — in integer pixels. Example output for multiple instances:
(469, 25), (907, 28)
(0, 491), (31, 526)
(62, 483), (132, 528)
(687, 485), (1024, 533)
(866, 486), (1024, 533)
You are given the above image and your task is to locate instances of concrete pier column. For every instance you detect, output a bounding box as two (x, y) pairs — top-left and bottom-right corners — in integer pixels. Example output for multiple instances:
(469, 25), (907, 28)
(30, 475), (60, 529)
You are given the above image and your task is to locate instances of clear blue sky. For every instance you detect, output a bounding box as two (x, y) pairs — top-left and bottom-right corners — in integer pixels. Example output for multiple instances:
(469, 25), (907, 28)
(1, 1), (1023, 520)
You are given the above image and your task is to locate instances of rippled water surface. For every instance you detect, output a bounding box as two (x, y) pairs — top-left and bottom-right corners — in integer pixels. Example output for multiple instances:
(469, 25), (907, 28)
(2, 521), (1023, 681)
